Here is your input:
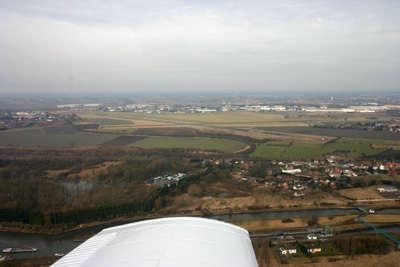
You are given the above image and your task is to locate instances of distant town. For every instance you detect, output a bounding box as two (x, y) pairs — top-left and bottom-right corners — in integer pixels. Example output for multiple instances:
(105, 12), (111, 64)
(1, 95), (400, 133)
(55, 102), (400, 114)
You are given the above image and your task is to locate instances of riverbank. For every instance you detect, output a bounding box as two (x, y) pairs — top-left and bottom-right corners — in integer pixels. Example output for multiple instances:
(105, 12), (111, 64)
(0, 256), (59, 267)
(231, 213), (400, 233)
(232, 214), (357, 232)
(1, 204), (399, 235)
(301, 251), (400, 267)
(1, 207), (400, 263)
(0, 206), (351, 235)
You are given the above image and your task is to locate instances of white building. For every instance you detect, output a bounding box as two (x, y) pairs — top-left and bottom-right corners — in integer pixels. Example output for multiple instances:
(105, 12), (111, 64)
(282, 169), (301, 174)
(279, 246), (297, 255)
(306, 245), (322, 253)
(377, 187), (397, 193)
(307, 234), (318, 240)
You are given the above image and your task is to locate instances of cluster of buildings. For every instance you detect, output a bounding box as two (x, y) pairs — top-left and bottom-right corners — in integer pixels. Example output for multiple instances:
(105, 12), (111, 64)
(376, 186), (400, 198)
(279, 244), (322, 256)
(274, 231), (331, 260)
(353, 120), (400, 132)
(56, 101), (400, 115)
(314, 119), (400, 133)
(301, 105), (400, 113)
(145, 173), (185, 188)
(56, 103), (103, 111)
(227, 157), (400, 198)
(0, 111), (57, 130)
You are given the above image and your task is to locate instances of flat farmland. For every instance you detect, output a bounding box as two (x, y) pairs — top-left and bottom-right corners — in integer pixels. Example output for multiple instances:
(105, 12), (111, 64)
(132, 127), (199, 136)
(75, 124), (99, 130)
(0, 127), (119, 147)
(256, 126), (400, 141)
(337, 185), (383, 200)
(251, 137), (395, 159)
(79, 113), (175, 128)
(44, 125), (77, 134)
(85, 118), (133, 125)
(130, 136), (247, 153)
(89, 111), (290, 125)
(251, 141), (333, 159)
(102, 136), (147, 146)
(80, 112), (327, 143)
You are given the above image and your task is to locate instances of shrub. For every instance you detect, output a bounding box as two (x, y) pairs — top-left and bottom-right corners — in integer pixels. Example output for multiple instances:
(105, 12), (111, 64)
(187, 184), (203, 197)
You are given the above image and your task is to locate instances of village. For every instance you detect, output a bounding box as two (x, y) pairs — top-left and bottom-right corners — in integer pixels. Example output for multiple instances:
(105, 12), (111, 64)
(223, 156), (400, 200)
(0, 111), (59, 130)
(142, 156), (400, 200)
(315, 119), (400, 133)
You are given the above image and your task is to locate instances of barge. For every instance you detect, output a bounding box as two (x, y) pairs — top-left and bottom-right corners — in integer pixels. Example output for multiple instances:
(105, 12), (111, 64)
(2, 247), (38, 253)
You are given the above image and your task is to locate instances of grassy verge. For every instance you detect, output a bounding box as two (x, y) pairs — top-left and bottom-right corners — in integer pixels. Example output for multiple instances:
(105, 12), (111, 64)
(231, 213), (400, 232)
(231, 214), (358, 232)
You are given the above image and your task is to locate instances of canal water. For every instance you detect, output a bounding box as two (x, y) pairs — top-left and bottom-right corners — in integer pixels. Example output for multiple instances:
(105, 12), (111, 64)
(1, 208), (399, 259)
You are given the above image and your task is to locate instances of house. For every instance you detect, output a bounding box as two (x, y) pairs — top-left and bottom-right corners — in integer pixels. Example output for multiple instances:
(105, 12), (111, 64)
(282, 169), (301, 174)
(293, 184), (305, 190)
(232, 173), (243, 179)
(306, 245), (322, 254)
(294, 191), (305, 197)
(307, 234), (317, 240)
(377, 187), (397, 193)
(243, 162), (250, 170)
(279, 246), (297, 255)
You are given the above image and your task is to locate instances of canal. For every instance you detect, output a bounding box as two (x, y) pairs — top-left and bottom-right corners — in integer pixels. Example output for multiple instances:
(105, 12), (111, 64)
(1, 208), (399, 259)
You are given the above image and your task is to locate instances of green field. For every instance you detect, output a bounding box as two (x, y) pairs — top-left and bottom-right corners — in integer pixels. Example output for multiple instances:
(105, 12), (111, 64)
(130, 136), (247, 153)
(86, 118), (133, 125)
(251, 138), (396, 159)
(0, 127), (119, 147)
(255, 126), (400, 141)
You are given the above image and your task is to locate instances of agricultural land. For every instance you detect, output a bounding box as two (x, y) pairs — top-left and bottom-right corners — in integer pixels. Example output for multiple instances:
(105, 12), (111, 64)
(1, 95), (400, 267)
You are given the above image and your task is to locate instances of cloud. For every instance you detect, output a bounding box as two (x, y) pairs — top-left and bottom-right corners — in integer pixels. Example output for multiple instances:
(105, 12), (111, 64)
(0, 0), (399, 94)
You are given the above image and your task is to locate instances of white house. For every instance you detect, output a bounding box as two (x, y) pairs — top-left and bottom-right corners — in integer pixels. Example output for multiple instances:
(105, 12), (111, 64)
(377, 187), (397, 193)
(307, 234), (317, 240)
(306, 245), (322, 254)
(294, 191), (305, 197)
(279, 246), (297, 255)
(282, 169), (302, 174)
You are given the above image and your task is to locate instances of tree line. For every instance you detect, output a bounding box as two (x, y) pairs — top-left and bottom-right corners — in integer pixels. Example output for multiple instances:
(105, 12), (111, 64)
(0, 160), (217, 229)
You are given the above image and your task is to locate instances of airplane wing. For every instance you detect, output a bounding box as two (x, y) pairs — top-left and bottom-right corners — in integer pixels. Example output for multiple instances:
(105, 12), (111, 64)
(51, 217), (258, 267)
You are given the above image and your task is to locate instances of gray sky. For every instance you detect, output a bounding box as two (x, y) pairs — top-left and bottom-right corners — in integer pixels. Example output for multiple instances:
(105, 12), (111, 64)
(0, 0), (399, 95)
